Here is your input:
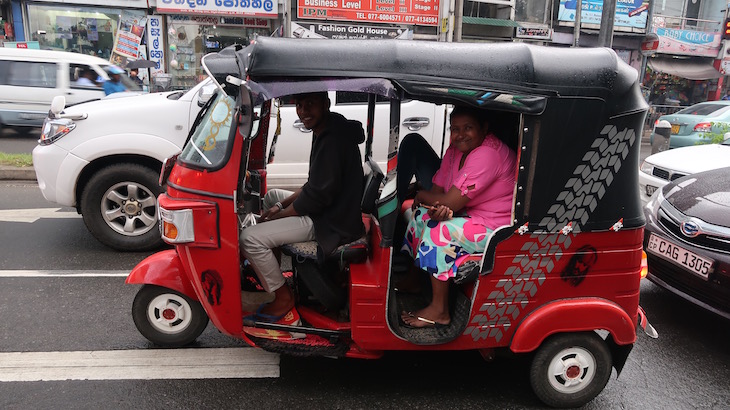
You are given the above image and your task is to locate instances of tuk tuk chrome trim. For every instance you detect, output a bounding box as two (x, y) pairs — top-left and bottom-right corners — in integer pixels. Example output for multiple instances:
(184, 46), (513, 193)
(167, 181), (235, 201)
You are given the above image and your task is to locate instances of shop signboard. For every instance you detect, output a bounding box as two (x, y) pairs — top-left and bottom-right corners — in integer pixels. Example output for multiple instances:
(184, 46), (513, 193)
(557, 0), (649, 30)
(654, 28), (721, 58)
(2, 41), (41, 49)
(297, 0), (439, 26)
(292, 21), (412, 39)
(157, 0), (277, 18)
(147, 15), (165, 78)
(169, 14), (270, 28)
(515, 25), (552, 40)
(110, 10), (147, 68)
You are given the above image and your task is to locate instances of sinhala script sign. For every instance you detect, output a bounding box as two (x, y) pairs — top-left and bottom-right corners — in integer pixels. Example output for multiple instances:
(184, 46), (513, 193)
(158, 0), (278, 17)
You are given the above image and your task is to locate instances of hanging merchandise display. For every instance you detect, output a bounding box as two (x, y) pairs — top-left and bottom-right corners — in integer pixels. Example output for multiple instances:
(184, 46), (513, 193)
(165, 15), (270, 90)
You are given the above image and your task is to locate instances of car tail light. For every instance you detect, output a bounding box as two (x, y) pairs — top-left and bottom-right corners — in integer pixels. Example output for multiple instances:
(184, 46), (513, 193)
(693, 122), (712, 132)
(640, 251), (648, 279)
(159, 208), (194, 243)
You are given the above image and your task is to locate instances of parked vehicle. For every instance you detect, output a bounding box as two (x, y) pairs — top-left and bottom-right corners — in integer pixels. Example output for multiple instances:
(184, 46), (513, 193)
(649, 100), (730, 148)
(126, 38), (656, 408)
(644, 166), (730, 320)
(0, 48), (138, 129)
(639, 137), (730, 203)
(34, 80), (445, 251)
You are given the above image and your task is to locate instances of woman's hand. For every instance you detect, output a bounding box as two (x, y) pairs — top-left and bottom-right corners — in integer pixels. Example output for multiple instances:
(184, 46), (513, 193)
(426, 203), (453, 221)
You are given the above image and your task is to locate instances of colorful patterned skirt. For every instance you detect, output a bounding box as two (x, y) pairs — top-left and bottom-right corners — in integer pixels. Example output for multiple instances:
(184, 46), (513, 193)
(402, 207), (492, 282)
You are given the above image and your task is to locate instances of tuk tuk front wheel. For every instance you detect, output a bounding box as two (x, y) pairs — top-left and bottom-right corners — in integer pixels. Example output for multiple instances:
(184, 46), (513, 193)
(529, 332), (612, 408)
(132, 285), (209, 347)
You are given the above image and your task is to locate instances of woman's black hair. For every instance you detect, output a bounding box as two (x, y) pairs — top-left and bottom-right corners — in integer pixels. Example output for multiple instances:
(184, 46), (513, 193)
(450, 105), (487, 127)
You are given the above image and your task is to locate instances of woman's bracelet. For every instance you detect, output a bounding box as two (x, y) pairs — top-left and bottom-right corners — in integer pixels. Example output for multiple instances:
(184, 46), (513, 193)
(275, 201), (284, 211)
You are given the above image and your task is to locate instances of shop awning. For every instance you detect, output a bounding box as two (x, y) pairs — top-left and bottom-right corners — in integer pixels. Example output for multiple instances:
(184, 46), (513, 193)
(647, 57), (721, 80)
(462, 17), (521, 27)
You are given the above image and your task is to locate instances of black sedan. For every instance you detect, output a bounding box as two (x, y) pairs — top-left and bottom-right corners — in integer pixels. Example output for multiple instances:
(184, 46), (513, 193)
(644, 166), (730, 320)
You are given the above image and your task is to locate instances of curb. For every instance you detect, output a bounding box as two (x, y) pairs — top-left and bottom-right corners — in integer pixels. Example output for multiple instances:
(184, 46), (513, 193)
(0, 166), (36, 181)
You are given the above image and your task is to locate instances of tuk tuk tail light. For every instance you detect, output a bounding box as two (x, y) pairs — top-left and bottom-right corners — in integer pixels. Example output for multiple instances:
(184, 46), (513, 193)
(159, 208), (195, 244)
(640, 251), (648, 279)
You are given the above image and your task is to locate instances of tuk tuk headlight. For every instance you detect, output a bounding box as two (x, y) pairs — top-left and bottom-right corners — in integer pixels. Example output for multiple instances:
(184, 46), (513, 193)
(39, 118), (76, 145)
(159, 207), (195, 243)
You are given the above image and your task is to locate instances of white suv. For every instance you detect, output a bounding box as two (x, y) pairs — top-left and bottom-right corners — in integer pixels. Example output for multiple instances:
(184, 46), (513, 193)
(33, 81), (445, 251)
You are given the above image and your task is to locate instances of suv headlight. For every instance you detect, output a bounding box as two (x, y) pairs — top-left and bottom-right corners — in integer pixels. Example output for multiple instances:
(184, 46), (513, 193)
(645, 188), (663, 220)
(39, 118), (76, 145)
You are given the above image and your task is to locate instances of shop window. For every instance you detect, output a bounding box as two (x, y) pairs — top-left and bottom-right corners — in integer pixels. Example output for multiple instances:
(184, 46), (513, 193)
(515, 0), (549, 25)
(1, 61), (57, 88)
(26, 4), (121, 59)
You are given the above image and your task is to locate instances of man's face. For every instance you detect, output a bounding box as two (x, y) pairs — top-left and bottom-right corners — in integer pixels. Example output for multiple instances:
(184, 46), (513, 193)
(295, 93), (328, 134)
(110, 73), (121, 82)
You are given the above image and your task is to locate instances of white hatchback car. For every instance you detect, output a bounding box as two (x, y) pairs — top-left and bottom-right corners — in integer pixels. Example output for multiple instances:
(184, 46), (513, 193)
(639, 138), (730, 204)
(33, 81), (446, 251)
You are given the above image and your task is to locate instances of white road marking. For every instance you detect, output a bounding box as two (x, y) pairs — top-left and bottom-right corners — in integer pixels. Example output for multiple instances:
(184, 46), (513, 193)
(0, 207), (81, 223)
(0, 348), (280, 381)
(0, 270), (129, 278)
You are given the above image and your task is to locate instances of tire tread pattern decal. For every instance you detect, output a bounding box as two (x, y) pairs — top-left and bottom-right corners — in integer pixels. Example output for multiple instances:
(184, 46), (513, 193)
(465, 125), (635, 343)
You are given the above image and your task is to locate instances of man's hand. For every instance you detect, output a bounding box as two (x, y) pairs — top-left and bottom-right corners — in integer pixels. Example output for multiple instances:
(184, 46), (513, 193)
(261, 201), (284, 221)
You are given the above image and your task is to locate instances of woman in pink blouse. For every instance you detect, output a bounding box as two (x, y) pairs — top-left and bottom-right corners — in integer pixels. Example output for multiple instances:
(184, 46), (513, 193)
(401, 106), (516, 328)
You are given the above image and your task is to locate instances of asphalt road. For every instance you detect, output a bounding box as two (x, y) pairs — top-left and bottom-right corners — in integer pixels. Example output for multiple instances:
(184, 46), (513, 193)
(0, 126), (40, 154)
(1, 182), (729, 409)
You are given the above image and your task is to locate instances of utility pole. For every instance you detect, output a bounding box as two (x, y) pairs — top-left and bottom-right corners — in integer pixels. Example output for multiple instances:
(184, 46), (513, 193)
(573, 0), (582, 47)
(597, 0), (616, 48)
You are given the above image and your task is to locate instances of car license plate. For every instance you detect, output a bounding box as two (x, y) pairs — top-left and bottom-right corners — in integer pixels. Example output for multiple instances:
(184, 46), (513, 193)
(646, 185), (657, 197)
(671, 124), (680, 134)
(647, 234), (713, 279)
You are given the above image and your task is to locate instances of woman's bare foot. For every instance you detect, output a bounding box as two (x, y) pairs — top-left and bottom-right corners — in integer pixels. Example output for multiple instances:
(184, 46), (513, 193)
(401, 306), (450, 328)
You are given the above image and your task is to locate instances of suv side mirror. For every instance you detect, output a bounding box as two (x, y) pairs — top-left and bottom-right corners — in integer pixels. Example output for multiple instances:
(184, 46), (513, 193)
(724, 132), (730, 141)
(50, 96), (66, 118)
(197, 83), (216, 107)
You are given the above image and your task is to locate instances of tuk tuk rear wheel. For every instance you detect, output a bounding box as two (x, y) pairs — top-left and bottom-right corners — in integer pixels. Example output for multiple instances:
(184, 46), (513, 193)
(529, 332), (612, 408)
(132, 285), (209, 347)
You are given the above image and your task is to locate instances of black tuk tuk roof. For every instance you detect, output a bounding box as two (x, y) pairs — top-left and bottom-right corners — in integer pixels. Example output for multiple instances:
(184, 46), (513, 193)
(239, 37), (639, 102)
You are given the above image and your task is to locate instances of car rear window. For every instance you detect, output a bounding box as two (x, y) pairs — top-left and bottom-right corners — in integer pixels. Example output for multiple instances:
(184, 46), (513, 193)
(675, 103), (730, 117)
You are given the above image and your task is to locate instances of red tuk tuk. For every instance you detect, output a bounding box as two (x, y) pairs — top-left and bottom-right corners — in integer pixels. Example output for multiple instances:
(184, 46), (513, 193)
(127, 38), (656, 408)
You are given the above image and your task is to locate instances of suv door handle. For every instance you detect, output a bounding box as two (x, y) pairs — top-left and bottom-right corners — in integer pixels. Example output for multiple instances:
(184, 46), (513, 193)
(402, 117), (430, 131)
(293, 119), (312, 133)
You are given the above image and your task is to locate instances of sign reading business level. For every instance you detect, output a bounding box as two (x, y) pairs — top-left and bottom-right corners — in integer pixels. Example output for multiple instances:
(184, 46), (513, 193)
(298, 0), (439, 26)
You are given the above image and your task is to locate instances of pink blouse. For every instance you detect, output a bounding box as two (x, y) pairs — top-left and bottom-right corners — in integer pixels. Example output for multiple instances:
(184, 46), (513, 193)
(432, 133), (516, 230)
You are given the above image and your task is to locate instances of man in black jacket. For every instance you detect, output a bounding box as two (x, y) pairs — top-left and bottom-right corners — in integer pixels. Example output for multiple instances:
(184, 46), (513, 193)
(240, 92), (365, 323)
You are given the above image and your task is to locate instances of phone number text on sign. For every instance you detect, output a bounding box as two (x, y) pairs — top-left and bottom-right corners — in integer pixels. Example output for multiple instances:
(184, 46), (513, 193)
(297, 0), (439, 26)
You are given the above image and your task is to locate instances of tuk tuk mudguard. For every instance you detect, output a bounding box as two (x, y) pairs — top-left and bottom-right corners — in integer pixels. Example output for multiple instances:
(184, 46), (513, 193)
(508, 298), (637, 354)
(126, 249), (198, 299)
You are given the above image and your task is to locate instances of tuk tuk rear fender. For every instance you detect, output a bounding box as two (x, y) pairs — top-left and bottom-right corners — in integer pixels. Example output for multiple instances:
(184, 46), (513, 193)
(126, 249), (198, 300)
(509, 298), (636, 354)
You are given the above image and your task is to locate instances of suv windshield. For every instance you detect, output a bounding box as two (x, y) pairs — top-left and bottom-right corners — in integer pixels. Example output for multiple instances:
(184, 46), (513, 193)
(179, 91), (236, 168)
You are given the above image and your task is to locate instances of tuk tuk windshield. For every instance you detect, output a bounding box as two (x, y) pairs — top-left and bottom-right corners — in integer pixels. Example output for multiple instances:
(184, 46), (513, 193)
(179, 91), (237, 169)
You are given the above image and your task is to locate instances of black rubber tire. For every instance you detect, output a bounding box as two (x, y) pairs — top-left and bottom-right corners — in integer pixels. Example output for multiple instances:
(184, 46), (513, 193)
(132, 285), (209, 347)
(80, 163), (163, 251)
(529, 332), (612, 408)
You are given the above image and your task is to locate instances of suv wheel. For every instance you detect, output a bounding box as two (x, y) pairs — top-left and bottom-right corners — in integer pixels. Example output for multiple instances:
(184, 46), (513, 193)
(80, 163), (163, 251)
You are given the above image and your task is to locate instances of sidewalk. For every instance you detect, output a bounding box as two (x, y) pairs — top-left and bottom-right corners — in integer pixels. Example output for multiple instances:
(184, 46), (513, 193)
(0, 165), (36, 181)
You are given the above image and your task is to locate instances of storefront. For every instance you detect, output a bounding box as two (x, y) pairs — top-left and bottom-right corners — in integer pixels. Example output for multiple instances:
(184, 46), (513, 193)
(155, 0), (278, 89)
(163, 15), (271, 89)
(22, 0), (147, 58)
